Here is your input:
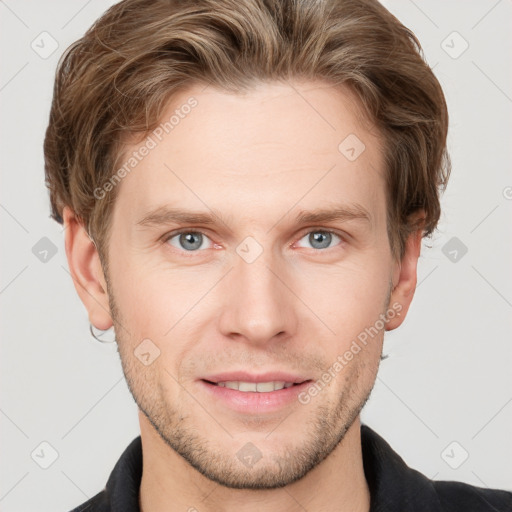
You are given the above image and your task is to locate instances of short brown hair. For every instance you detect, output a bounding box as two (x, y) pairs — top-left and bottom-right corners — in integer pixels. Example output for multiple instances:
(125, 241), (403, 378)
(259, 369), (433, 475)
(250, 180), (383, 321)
(44, 0), (450, 263)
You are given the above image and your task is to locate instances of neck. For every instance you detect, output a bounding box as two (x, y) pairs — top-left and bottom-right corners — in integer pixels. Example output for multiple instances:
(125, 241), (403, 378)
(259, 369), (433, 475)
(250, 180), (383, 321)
(139, 413), (370, 512)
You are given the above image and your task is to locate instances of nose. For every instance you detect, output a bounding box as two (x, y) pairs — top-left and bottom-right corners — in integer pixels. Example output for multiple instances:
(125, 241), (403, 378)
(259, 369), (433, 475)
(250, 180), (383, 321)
(217, 243), (299, 346)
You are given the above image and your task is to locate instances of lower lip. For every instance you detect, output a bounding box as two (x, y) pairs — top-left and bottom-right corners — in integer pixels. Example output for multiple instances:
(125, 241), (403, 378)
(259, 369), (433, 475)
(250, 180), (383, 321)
(199, 380), (312, 413)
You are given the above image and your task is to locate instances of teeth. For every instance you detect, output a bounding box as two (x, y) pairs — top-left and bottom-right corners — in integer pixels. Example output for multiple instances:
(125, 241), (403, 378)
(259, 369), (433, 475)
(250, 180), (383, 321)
(216, 381), (295, 392)
(256, 382), (275, 392)
(239, 382), (257, 392)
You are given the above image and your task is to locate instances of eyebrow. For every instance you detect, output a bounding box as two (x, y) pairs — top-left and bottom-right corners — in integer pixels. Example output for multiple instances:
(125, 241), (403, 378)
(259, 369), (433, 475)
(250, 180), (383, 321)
(136, 203), (371, 229)
(295, 204), (371, 225)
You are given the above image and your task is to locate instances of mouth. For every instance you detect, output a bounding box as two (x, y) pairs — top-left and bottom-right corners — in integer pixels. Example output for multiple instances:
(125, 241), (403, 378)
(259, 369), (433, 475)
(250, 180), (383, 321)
(198, 373), (313, 413)
(201, 379), (307, 392)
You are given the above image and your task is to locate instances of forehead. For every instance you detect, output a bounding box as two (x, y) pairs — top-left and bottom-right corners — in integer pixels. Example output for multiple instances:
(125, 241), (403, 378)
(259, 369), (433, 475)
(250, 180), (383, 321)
(112, 80), (386, 230)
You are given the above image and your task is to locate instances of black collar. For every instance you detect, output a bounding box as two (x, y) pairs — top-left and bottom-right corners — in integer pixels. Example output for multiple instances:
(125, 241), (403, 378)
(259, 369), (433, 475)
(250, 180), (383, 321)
(71, 424), (512, 511)
(361, 425), (441, 511)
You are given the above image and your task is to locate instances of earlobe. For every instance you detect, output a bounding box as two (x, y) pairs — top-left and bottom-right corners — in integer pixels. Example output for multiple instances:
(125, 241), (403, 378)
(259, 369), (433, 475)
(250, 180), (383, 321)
(62, 207), (113, 330)
(386, 226), (423, 331)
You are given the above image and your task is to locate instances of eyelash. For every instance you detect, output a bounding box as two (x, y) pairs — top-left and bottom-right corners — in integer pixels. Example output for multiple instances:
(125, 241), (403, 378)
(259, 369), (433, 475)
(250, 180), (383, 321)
(161, 227), (345, 255)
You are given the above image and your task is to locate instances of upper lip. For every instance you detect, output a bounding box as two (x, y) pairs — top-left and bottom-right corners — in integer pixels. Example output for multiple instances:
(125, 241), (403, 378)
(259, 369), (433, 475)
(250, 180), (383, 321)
(200, 372), (311, 384)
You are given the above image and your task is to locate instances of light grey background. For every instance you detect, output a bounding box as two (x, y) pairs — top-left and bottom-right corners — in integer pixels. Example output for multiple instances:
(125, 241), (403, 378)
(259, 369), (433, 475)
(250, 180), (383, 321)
(1, 1), (511, 511)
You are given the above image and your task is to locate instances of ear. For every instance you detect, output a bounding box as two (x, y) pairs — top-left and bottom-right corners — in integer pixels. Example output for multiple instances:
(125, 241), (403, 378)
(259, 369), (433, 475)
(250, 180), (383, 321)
(62, 207), (113, 330)
(386, 215), (424, 331)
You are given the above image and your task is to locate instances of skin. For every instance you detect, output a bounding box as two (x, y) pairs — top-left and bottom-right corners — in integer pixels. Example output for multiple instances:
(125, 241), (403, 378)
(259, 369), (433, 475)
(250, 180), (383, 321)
(63, 80), (422, 512)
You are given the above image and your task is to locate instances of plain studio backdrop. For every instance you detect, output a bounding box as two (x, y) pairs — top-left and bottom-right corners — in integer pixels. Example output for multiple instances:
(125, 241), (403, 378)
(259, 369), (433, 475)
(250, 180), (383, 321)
(1, 1), (511, 511)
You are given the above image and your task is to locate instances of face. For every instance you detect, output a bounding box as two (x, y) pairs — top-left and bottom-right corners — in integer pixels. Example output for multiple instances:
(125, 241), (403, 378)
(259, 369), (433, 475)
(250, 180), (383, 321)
(78, 80), (414, 489)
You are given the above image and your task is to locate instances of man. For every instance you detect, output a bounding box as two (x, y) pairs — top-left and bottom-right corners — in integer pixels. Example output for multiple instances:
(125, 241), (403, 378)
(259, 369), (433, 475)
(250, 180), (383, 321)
(43, 0), (512, 510)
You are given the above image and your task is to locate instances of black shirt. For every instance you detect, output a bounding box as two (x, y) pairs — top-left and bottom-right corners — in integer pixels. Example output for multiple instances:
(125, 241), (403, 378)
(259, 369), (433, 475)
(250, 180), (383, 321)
(69, 425), (512, 511)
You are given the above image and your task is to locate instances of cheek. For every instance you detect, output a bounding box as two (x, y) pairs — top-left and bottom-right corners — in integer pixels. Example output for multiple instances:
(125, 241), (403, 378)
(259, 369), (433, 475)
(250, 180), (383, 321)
(109, 255), (208, 345)
(293, 257), (391, 336)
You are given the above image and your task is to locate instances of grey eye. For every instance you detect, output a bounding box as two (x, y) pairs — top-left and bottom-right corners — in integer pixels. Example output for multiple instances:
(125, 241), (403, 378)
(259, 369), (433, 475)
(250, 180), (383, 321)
(168, 232), (210, 251)
(298, 230), (341, 250)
